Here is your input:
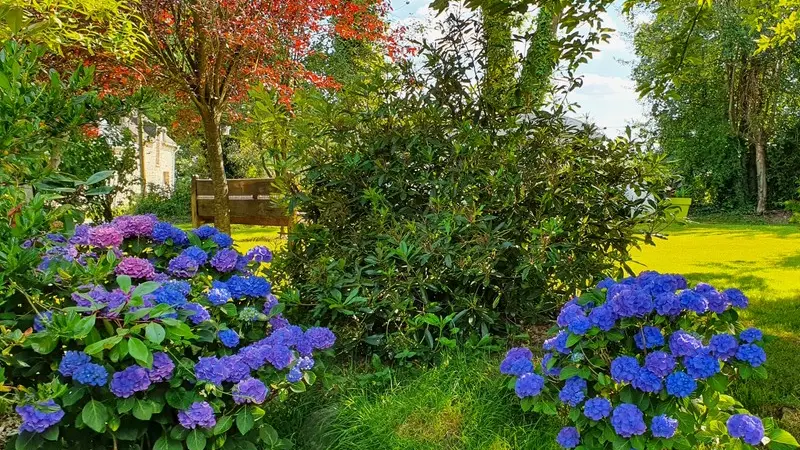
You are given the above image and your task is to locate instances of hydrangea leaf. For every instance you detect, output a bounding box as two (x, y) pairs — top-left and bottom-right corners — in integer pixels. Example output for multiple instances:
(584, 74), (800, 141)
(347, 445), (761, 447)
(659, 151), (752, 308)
(128, 337), (153, 368)
(236, 407), (254, 435)
(81, 400), (108, 433)
(770, 428), (800, 446)
(154, 436), (183, 450)
(212, 415), (233, 436)
(186, 429), (206, 450)
(132, 399), (153, 421)
(145, 323), (166, 345)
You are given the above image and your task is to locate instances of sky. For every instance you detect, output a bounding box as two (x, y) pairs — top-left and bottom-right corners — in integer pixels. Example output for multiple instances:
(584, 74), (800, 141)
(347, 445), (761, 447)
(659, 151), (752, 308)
(387, 0), (645, 136)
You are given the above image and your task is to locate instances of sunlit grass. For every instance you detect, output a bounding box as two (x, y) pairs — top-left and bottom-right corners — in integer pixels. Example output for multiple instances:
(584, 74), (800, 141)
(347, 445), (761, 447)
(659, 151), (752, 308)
(633, 223), (800, 435)
(176, 223), (284, 253)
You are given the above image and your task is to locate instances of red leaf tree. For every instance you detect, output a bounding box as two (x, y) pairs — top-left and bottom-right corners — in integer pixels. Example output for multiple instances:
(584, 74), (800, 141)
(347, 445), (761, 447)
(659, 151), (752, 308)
(133, 0), (390, 232)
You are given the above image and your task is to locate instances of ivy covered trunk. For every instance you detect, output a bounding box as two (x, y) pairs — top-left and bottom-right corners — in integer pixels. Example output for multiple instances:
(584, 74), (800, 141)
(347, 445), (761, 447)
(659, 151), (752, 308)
(200, 108), (231, 234)
(755, 130), (768, 214)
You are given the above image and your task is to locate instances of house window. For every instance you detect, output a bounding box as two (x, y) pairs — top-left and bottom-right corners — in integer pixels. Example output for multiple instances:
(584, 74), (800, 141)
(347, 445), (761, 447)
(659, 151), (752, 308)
(163, 171), (170, 187)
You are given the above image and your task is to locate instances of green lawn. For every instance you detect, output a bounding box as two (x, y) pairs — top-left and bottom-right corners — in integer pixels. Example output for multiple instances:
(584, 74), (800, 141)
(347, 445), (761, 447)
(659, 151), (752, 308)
(633, 223), (800, 436)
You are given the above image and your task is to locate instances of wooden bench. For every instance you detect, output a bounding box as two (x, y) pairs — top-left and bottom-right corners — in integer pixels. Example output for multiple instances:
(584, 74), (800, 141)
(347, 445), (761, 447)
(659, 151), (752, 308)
(190, 177), (292, 232)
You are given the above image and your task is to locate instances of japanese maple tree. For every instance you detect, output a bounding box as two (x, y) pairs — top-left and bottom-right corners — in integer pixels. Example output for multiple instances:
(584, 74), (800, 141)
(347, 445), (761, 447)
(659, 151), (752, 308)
(133, 0), (390, 232)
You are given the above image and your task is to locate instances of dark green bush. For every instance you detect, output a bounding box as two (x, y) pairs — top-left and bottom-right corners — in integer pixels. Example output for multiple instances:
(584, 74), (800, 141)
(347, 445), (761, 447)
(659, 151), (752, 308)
(273, 40), (673, 360)
(129, 178), (191, 222)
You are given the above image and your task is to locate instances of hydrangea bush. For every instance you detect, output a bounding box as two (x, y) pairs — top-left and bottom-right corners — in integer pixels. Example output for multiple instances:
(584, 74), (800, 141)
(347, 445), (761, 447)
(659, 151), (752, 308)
(500, 271), (799, 450)
(7, 215), (332, 450)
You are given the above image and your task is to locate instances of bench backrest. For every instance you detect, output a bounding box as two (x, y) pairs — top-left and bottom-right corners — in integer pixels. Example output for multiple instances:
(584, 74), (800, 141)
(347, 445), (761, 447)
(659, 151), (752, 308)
(190, 177), (291, 228)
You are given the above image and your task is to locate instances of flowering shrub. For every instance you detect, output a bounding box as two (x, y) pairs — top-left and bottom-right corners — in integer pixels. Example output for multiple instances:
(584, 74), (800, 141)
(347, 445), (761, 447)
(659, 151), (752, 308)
(6, 215), (331, 450)
(500, 271), (799, 450)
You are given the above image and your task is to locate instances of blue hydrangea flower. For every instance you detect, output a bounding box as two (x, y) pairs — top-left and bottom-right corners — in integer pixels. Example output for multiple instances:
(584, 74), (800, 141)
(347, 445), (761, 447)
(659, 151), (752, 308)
(153, 284), (187, 308)
(679, 290), (708, 314)
(596, 277), (616, 290)
(178, 402), (216, 429)
(556, 426), (580, 449)
(16, 400), (65, 433)
(634, 326), (664, 350)
(740, 328), (763, 343)
(644, 351), (676, 378)
(736, 344), (767, 367)
(654, 292), (682, 316)
(152, 222), (188, 245)
(666, 371), (697, 398)
(588, 304), (616, 331)
(181, 246), (208, 265)
(610, 287), (654, 318)
(583, 397), (612, 421)
(727, 414), (764, 445)
(147, 352), (175, 382)
(286, 366), (303, 383)
(297, 356), (315, 370)
(182, 303), (211, 324)
(221, 355), (251, 383)
(543, 331), (570, 355)
(110, 366), (151, 398)
(567, 314), (592, 335)
(210, 249), (239, 272)
(218, 329), (240, 348)
(195, 357), (229, 385)
(557, 303), (584, 328)
(559, 377), (587, 406)
(207, 288), (232, 306)
(168, 255), (199, 278)
(305, 327), (336, 350)
(228, 276), (272, 298)
(247, 246), (273, 263)
(73, 363), (108, 386)
(500, 347), (534, 376)
(632, 369), (663, 393)
(58, 351), (91, 377)
(652, 415), (678, 438)
(232, 378), (268, 404)
(33, 311), (53, 332)
(724, 288), (749, 309)
(212, 233), (233, 248)
(263, 345), (294, 370)
(263, 294), (279, 315)
(541, 353), (561, 377)
(610, 356), (639, 383)
(684, 353), (720, 379)
(193, 225), (218, 240)
(695, 283), (727, 314)
(515, 373), (545, 398)
(669, 330), (703, 357)
(611, 403), (646, 438)
(709, 334), (739, 360)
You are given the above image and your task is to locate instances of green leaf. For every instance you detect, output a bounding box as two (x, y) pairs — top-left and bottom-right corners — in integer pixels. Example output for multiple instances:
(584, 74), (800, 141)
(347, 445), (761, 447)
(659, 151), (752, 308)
(153, 436), (183, 450)
(41, 425), (59, 441)
(213, 415), (234, 435)
(82, 400), (109, 433)
(85, 170), (115, 185)
(166, 389), (194, 409)
(117, 397), (136, 414)
(769, 428), (800, 447)
(62, 385), (87, 407)
(128, 337), (152, 368)
(14, 432), (43, 450)
(145, 323), (166, 344)
(236, 407), (255, 435)
(117, 275), (132, 293)
(84, 335), (123, 355)
(132, 282), (161, 298)
(559, 366), (581, 380)
(707, 373), (728, 392)
(186, 429), (207, 450)
(132, 399), (153, 421)
(566, 333), (582, 347)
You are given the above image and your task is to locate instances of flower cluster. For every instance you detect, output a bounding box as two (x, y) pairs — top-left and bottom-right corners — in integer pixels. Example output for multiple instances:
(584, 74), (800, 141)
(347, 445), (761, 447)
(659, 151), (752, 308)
(499, 271), (789, 449)
(12, 215), (334, 448)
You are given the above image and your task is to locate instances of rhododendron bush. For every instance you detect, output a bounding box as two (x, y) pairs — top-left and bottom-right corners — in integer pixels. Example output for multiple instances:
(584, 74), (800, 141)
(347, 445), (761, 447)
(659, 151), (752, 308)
(5, 215), (333, 450)
(500, 271), (799, 450)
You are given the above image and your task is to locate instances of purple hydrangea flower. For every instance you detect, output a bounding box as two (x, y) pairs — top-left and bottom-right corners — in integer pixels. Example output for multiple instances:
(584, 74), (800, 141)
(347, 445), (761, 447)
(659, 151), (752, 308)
(263, 345), (294, 370)
(500, 347), (534, 376)
(73, 363), (108, 386)
(557, 303), (584, 328)
(212, 233), (233, 248)
(583, 397), (612, 421)
(666, 371), (696, 398)
(193, 225), (218, 239)
(724, 288), (749, 309)
(182, 303), (210, 324)
(218, 329), (240, 348)
(247, 246), (273, 263)
(178, 402), (216, 429)
(232, 378), (268, 404)
(610, 287), (653, 318)
(727, 414), (764, 445)
(736, 344), (767, 367)
(181, 246), (209, 265)
(305, 327), (336, 350)
(556, 426), (580, 449)
(589, 304), (616, 331)
(611, 403), (646, 438)
(541, 352), (561, 377)
(33, 311), (53, 332)
(168, 255), (199, 278)
(112, 215), (157, 238)
(222, 355), (251, 383)
(297, 356), (315, 370)
(610, 356), (639, 383)
(16, 400), (64, 433)
(684, 353), (720, 379)
(632, 369), (663, 393)
(195, 357), (229, 385)
(263, 294), (279, 315)
(669, 330), (703, 357)
(270, 314), (290, 329)
(210, 249), (239, 272)
(286, 366), (303, 383)
(115, 257), (156, 280)
(652, 415), (678, 438)
(147, 352), (175, 382)
(654, 292), (682, 316)
(69, 224), (91, 245)
(709, 334), (739, 360)
(58, 351), (91, 377)
(559, 377), (587, 406)
(740, 328), (763, 343)
(515, 373), (545, 398)
(110, 366), (151, 398)
(634, 326), (664, 350)
(644, 351), (676, 378)
(679, 290), (708, 314)
(88, 225), (123, 248)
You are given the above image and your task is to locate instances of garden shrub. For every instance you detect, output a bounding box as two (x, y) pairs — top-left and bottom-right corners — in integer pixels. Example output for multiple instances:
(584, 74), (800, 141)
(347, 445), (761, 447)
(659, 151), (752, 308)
(5, 215), (333, 450)
(499, 271), (799, 449)
(128, 179), (192, 222)
(274, 55), (674, 359)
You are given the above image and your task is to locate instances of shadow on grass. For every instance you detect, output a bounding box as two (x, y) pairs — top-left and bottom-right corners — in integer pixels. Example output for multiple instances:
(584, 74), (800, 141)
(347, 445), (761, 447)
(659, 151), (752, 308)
(680, 271), (770, 292)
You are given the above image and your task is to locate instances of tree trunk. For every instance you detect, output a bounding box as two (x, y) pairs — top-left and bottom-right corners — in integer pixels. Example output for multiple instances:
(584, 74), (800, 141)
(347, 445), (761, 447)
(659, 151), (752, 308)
(482, 9), (516, 115)
(200, 109), (231, 233)
(138, 109), (147, 197)
(755, 128), (768, 214)
(518, 8), (561, 111)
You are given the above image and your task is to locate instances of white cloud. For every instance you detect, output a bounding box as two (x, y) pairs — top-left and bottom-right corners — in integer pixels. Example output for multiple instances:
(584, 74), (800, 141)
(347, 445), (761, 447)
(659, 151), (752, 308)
(568, 73), (645, 134)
